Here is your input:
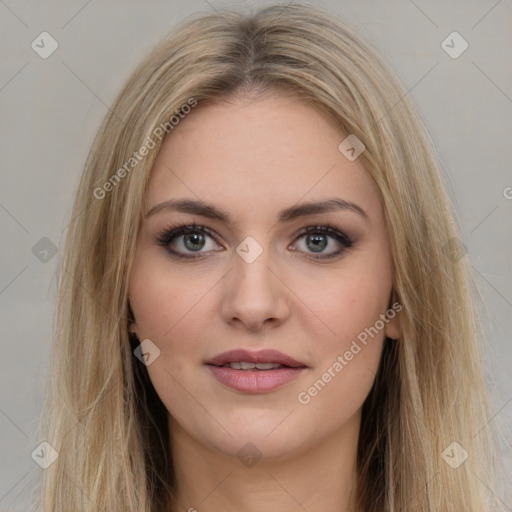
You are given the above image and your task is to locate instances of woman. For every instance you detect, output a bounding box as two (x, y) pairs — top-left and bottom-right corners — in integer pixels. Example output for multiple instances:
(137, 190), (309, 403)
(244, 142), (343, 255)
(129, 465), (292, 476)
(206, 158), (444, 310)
(36, 3), (504, 511)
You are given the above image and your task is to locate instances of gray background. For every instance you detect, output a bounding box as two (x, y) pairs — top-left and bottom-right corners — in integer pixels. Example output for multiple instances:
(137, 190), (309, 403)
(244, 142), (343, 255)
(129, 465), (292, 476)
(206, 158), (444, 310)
(0, 0), (511, 510)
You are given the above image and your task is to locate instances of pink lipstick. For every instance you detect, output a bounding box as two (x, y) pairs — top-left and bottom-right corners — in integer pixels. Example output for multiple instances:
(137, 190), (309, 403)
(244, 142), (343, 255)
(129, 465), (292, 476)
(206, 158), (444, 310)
(205, 348), (308, 393)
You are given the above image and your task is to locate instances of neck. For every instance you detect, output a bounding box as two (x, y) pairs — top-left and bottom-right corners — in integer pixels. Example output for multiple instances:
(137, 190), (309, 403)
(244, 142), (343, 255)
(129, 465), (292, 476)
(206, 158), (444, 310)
(168, 411), (362, 512)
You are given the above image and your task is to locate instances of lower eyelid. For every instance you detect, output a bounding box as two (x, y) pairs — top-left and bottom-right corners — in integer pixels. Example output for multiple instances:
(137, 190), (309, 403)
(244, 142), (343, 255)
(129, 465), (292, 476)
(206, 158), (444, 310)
(291, 238), (352, 259)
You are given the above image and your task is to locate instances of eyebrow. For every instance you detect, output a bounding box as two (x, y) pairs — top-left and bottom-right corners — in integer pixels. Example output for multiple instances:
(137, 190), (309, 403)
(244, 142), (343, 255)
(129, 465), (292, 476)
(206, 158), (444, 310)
(146, 198), (369, 223)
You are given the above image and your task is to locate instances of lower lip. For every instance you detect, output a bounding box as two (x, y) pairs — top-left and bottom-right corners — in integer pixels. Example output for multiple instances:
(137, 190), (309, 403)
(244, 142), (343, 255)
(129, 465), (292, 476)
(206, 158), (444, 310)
(206, 365), (307, 393)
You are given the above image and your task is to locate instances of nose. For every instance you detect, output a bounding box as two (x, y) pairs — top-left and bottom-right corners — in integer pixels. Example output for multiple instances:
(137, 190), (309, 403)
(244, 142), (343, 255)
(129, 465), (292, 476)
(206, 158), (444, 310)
(219, 245), (291, 332)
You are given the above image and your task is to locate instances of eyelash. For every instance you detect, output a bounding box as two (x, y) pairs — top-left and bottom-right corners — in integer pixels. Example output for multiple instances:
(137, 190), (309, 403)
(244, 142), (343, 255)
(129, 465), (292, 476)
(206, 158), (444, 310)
(156, 221), (354, 261)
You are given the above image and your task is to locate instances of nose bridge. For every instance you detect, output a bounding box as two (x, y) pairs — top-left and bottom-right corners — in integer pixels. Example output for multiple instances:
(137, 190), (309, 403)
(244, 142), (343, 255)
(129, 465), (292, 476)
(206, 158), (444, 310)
(220, 234), (290, 329)
(233, 236), (277, 295)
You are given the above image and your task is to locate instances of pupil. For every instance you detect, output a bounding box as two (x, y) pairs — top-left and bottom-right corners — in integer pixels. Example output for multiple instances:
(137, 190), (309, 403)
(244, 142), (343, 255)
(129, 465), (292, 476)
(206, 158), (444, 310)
(184, 233), (205, 251)
(307, 234), (327, 252)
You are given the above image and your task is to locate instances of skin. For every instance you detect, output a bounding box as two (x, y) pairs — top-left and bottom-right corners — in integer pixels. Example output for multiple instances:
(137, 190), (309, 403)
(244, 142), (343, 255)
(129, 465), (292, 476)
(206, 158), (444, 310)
(128, 92), (401, 512)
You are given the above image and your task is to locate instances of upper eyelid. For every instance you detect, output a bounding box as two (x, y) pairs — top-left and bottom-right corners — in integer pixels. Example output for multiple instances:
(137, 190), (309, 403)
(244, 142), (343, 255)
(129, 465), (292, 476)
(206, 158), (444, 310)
(160, 223), (346, 237)
(159, 223), (352, 248)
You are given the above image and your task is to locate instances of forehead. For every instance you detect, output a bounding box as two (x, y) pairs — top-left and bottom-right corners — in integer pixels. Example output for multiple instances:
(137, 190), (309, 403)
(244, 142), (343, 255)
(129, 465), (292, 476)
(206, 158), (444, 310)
(145, 94), (382, 223)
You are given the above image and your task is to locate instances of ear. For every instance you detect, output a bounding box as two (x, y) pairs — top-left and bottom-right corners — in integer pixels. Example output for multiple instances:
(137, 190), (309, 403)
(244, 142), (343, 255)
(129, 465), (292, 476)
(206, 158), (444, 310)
(128, 300), (137, 334)
(384, 295), (402, 340)
(385, 313), (401, 340)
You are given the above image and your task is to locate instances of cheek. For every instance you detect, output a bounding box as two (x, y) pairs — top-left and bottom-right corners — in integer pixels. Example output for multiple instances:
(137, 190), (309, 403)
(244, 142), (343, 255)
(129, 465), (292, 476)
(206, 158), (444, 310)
(129, 249), (214, 342)
(128, 253), (208, 412)
(295, 289), (387, 429)
(302, 254), (392, 353)
(293, 254), (392, 414)
(128, 250), (221, 407)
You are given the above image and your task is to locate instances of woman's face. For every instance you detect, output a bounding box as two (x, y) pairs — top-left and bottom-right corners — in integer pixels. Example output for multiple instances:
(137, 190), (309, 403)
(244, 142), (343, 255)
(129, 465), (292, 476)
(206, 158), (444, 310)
(128, 93), (400, 461)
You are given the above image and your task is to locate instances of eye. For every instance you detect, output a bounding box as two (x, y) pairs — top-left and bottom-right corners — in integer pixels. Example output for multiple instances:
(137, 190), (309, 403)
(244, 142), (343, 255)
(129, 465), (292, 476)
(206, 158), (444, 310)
(156, 222), (222, 259)
(291, 225), (354, 260)
(156, 222), (354, 260)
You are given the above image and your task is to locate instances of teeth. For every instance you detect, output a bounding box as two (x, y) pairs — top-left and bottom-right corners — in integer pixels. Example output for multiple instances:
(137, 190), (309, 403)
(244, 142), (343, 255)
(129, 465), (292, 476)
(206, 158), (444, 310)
(227, 361), (254, 370)
(255, 362), (283, 370)
(226, 361), (283, 370)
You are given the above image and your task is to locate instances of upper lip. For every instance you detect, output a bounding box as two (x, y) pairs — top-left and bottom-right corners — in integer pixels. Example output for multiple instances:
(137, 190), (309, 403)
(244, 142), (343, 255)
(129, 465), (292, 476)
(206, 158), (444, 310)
(205, 349), (307, 368)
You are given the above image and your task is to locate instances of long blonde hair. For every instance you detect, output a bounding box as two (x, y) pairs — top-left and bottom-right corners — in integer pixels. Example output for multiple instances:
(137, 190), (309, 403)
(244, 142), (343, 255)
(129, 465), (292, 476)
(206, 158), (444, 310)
(35, 3), (505, 510)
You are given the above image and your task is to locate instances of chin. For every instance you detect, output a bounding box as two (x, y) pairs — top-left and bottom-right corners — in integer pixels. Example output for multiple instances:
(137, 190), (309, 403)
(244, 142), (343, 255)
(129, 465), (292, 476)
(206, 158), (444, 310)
(199, 415), (312, 462)
(211, 434), (304, 464)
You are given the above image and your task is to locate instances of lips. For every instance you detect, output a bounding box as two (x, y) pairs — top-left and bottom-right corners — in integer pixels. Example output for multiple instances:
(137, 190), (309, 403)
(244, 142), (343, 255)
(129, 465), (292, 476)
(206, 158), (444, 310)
(205, 349), (308, 394)
(205, 348), (307, 369)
